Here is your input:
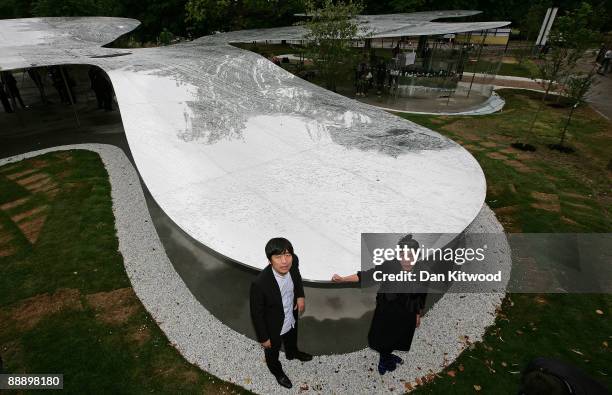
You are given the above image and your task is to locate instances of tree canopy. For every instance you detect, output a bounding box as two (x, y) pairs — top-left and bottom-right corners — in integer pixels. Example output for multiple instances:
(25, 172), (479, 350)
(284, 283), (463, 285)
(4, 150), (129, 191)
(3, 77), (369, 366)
(2, 0), (610, 42)
(303, 0), (366, 91)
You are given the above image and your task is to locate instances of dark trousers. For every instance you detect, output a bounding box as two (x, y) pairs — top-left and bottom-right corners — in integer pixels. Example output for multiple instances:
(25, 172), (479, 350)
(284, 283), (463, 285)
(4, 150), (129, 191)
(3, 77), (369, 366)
(0, 88), (12, 113)
(264, 326), (298, 377)
(8, 88), (25, 109)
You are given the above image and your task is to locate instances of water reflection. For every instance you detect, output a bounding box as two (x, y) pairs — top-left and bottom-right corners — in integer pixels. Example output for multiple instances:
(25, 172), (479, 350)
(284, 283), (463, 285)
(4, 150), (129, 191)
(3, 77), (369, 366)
(124, 44), (453, 157)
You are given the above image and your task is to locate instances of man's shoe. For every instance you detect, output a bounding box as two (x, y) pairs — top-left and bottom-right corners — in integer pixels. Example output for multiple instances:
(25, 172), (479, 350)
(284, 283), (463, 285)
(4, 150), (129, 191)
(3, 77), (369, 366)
(275, 374), (293, 389)
(377, 360), (389, 375)
(286, 350), (312, 362)
(390, 353), (404, 365)
(378, 355), (397, 375)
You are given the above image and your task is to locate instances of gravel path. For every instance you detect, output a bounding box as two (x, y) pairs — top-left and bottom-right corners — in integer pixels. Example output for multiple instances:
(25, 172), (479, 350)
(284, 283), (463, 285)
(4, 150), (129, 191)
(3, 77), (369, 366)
(1, 144), (511, 394)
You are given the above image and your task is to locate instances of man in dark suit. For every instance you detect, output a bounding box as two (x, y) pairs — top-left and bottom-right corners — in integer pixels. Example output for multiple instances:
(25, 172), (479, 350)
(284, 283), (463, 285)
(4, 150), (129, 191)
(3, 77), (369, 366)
(250, 237), (312, 389)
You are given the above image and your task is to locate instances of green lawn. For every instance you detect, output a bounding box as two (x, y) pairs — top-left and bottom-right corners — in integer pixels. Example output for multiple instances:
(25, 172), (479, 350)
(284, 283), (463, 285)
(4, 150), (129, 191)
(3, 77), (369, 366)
(464, 59), (539, 79)
(0, 90), (609, 394)
(0, 150), (248, 394)
(398, 89), (612, 393)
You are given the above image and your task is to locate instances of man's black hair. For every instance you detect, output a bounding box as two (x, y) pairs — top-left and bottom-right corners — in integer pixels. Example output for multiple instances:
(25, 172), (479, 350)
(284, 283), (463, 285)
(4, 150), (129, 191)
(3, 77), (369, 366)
(265, 237), (294, 260)
(398, 234), (419, 250)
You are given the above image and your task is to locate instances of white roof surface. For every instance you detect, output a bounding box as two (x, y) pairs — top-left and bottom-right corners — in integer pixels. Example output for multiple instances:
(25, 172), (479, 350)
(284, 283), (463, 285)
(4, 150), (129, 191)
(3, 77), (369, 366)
(0, 15), (489, 280)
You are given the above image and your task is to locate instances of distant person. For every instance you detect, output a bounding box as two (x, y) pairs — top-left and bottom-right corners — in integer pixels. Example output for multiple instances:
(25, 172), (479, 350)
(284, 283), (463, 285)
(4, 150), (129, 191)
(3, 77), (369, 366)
(62, 67), (77, 103)
(0, 82), (13, 113)
(332, 234), (427, 375)
(392, 43), (401, 58)
(50, 67), (69, 103)
(598, 49), (612, 74)
(518, 357), (610, 395)
(364, 70), (373, 95)
(355, 60), (368, 97)
(27, 68), (49, 104)
(271, 56), (281, 66)
(595, 44), (606, 64)
(89, 66), (114, 111)
(1, 71), (26, 109)
(89, 66), (104, 109)
(250, 237), (312, 389)
(375, 60), (387, 94)
(50, 66), (76, 104)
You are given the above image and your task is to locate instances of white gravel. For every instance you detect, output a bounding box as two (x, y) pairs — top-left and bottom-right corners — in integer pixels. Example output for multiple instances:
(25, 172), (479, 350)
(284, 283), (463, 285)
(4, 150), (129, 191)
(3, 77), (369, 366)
(1, 144), (511, 394)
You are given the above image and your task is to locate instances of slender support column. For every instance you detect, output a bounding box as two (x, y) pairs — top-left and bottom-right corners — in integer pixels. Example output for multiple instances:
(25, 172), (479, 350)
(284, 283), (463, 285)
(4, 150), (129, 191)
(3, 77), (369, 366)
(60, 66), (80, 128)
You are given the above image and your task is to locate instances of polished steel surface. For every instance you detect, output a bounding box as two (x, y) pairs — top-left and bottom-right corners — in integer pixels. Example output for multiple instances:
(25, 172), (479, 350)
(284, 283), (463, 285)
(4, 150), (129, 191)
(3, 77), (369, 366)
(0, 13), (494, 280)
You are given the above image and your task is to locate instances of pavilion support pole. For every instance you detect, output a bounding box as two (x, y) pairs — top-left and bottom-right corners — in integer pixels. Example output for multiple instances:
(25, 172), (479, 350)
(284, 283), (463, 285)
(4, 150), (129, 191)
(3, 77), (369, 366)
(467, 29), (488, 97)
(503, 28), (510, 54)
(60, 66), (80, 129)
(3, 70), (26, 128)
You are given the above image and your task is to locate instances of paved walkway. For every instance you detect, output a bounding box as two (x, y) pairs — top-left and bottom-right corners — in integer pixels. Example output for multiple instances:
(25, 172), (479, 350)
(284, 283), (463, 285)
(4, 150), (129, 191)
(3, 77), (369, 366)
(485, 69), (612, 121)
(587, 72), (612, 120)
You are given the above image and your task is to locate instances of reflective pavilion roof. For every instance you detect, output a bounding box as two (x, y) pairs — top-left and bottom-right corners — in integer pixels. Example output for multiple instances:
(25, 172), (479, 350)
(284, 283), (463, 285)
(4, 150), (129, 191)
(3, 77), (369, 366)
(0, 13), (498, 280)
(198, 10), (510, 43)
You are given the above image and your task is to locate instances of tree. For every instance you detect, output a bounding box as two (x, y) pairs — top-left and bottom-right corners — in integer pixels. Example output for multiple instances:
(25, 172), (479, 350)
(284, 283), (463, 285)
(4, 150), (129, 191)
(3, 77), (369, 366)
(158, 28), (175, 45)
(519, 0), (551, 42)
(303, 0), (367, 92)
(555, 69), (597, 148)
(31, 0), (121, 17)
(528, 2), (600, 140)
(185, 0), (302, 36)
(185, 0), (230, 34)
(537, 2), (601, 101)
(564, 70), (597, 106)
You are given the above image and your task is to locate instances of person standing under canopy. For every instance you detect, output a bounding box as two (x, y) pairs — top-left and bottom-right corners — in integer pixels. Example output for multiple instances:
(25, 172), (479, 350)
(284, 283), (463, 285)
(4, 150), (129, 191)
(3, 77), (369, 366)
(250, 237), (313, 389)
(332, 234), (427, 375)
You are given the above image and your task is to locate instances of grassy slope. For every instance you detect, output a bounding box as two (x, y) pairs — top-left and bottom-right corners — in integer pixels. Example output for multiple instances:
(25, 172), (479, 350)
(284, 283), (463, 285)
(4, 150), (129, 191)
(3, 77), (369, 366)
(464, 60), (539, 79)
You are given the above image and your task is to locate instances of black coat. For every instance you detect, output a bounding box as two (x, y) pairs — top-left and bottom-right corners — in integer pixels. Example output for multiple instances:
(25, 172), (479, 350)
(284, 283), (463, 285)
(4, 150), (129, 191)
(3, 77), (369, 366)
(359, 259), (427, 353)
(250, 255), (305, 346)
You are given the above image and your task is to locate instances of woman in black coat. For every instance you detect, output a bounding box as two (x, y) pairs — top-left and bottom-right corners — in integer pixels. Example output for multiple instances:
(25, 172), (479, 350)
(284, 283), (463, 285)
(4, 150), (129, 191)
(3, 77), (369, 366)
(332, 235), (426, 375)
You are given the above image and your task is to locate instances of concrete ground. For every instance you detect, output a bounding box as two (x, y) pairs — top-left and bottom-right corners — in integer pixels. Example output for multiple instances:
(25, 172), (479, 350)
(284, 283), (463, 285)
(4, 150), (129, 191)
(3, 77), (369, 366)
(587, 72), (612, 120)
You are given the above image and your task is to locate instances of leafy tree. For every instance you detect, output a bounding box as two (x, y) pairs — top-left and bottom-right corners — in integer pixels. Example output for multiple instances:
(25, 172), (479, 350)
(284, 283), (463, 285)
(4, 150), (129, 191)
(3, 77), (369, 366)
(0, 0), (33, 19)
(185, 0), (230, 34)
(564, 70), (597, 105)
(185, 0), (302, 36)
(388, 0), (425, 13)
(537, 2), (600, 101)
(303, 0), (367, 92)
(555, 69), (597, 147)
(158, 27), (175, 45)
(529, 2), (600, 138)
(518, 0), (551, 42)
(31, 0), (121, 17)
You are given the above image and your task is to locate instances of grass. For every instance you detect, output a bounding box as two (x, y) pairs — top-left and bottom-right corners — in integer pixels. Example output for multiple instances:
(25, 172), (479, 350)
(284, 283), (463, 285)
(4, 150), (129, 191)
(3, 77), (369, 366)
(0, 150), (248, 394)
(1, 91), (610, 394)
(464, 59), (539, 79)
(401, 89), (611, 233)
(396, 89), (612, 393)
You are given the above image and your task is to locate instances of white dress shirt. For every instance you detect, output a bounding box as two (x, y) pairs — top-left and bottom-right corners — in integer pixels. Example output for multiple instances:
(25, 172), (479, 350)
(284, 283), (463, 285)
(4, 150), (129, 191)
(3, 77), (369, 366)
(272, 268), (296, 335)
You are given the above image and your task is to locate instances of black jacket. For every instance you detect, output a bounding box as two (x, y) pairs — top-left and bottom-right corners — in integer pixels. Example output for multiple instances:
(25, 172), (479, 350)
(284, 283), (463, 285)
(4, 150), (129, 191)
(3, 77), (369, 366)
(249, 255), (305, 345)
